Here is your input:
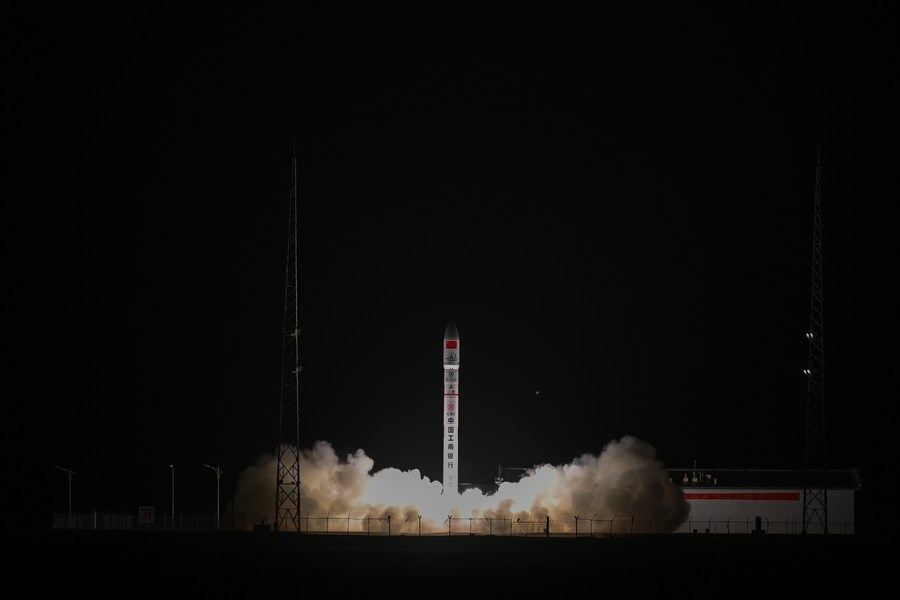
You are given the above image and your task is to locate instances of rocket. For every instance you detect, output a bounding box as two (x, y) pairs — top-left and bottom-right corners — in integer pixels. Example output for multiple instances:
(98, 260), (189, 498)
(442, 320), (460, 495)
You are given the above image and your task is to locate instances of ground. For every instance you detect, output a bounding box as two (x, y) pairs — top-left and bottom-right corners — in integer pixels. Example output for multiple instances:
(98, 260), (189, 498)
(9, 528), (887, 594)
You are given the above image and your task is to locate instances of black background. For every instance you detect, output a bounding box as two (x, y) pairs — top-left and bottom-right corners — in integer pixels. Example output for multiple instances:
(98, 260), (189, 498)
(5, 4), (895, 532)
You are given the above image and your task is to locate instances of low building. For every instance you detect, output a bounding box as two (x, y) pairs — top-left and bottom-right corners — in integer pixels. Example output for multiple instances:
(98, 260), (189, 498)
(667, 468), (861, 534)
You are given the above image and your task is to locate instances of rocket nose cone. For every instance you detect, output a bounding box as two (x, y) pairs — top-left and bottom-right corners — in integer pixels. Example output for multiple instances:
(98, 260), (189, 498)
(444, 320), (459, 341)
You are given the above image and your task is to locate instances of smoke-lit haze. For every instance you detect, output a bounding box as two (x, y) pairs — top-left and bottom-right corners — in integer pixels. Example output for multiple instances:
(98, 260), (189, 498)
(231, 435), (689, 534)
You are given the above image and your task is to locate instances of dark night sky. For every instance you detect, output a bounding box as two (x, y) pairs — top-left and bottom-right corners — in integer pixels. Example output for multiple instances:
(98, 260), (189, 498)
(6, 5), (896, 530)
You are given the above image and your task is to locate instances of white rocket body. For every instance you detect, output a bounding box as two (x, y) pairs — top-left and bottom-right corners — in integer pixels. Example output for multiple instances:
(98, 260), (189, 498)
(442, 321), (460, 495)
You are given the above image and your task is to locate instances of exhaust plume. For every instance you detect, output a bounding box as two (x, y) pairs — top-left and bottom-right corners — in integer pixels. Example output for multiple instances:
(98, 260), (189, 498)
(230, 435), (689, 534)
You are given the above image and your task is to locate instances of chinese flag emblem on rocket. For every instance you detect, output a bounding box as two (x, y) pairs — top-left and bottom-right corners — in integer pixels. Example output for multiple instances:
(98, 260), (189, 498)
(445, 341), (457, 349)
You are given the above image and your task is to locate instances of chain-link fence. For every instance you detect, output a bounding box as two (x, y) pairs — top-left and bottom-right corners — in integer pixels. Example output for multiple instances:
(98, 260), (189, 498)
(51, 510), (855, 534)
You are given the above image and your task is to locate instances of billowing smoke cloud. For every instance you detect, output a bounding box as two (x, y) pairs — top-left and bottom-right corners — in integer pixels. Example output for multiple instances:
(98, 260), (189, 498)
(229, 435), (689, 534)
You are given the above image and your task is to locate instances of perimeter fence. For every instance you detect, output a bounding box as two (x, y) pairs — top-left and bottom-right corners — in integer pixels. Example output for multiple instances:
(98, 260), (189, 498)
(50, 511), (853, 535)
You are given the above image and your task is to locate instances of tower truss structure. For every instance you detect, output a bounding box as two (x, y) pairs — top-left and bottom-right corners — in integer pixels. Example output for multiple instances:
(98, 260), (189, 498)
(803, 149), (827, 534)
(275, 142), (302, 532)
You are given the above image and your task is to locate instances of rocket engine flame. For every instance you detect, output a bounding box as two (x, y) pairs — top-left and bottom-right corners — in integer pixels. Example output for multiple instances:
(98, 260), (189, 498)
(230, 436), (689, 534)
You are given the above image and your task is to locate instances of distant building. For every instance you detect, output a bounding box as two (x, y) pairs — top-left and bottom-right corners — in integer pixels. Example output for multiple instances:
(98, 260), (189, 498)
(667, 468), (861, 534)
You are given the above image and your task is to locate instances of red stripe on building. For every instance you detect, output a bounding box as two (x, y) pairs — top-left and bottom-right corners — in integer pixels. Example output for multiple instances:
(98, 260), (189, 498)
(445, 340), (458, 349)
(683, 492), (800, 501)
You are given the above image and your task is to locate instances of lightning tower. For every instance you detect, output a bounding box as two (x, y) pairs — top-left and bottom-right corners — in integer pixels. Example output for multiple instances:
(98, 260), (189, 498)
(275, 141), (302, 532)
(803, 148), (827, 533)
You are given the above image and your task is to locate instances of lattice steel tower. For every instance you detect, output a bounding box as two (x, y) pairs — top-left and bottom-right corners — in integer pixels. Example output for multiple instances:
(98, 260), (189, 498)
(803, 148), (827, 534)
(275, 141), (302, 532)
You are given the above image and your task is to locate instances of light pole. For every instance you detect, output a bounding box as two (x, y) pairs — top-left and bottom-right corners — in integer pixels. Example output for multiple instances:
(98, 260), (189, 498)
(170, 464), (175, 530)
(53, 465), (75, 524)
(202, 464), (223, 531)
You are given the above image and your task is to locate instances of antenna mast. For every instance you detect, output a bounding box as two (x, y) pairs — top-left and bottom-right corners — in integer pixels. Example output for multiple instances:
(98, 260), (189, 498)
(275, 139), (302, 532)
(803, 148), (827, 533)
